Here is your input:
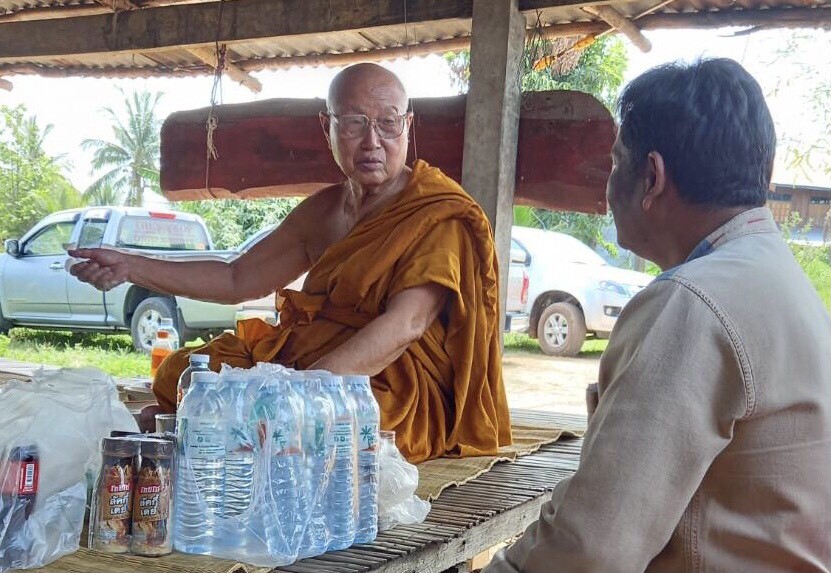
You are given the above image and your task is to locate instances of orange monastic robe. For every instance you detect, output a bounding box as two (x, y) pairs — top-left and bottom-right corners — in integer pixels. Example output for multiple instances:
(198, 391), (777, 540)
(155, 160), (511, 462)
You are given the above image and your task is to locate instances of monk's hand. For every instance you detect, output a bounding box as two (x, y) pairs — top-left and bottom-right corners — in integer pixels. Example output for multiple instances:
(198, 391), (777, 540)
(66, 248), (131, 292)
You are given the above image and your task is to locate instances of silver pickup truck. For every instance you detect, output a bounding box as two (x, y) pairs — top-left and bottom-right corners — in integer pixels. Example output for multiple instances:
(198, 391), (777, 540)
(0, 206), (245, 352)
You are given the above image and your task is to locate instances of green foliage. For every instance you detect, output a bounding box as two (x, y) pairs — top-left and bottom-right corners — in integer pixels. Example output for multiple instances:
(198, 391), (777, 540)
(0, 105), (83, 241)
(177, 197), (302, 249)
(780, 212), (831, 311)
(443, 36), (628, 110)
(83, 90), (162, 207)
(520, 37), (628, 110)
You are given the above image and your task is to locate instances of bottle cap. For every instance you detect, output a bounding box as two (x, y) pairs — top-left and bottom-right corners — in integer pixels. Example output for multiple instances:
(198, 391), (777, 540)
(101, 437), (140, 457)
(189, 354), (210, 365)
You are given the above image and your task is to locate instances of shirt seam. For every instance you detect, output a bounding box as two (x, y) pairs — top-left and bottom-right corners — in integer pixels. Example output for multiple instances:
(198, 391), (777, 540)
(665, 275), (757, 419)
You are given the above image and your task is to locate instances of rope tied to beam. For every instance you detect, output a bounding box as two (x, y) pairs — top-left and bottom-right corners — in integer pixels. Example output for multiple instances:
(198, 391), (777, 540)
(204, 0), (226, 196)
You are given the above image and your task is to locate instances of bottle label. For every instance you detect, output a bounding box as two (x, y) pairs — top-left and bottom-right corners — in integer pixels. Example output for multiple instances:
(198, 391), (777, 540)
(271, 424), (298, 454)
(134, 460), (171, 523)
(185, 420), (224, 460)
(357, 423), (379, 452)
(0, 460), (39, 496)
(333, 421), (354, 456)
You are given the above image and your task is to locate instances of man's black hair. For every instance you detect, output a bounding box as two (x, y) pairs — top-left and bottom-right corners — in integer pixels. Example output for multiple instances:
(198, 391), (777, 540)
(617, 58), (776, 207)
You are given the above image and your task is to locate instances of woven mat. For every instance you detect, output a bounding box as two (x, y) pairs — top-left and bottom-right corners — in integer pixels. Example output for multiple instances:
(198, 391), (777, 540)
(416, 409), (586, 500)
(42, 547), (269, 573)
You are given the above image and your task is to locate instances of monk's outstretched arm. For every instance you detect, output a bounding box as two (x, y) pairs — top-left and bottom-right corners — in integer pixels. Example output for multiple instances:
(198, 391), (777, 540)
(311, 283), (449, 376)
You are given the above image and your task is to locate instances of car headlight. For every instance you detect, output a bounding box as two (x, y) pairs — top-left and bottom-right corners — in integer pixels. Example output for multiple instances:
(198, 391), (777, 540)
(598, 280), (628, 296)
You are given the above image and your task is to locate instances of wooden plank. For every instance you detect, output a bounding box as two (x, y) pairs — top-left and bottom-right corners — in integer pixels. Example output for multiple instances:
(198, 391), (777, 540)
(159, 90), (613, 214)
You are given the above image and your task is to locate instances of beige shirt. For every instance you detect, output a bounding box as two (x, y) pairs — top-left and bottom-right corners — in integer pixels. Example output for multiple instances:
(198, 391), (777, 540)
(486, 208), (831, 572)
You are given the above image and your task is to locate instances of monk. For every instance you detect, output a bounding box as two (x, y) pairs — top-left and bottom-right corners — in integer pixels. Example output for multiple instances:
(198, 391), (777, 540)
(67, 63), (511, 463)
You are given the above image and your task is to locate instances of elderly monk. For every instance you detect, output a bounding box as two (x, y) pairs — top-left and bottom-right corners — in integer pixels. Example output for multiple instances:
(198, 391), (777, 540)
(68, 63), (511, 463)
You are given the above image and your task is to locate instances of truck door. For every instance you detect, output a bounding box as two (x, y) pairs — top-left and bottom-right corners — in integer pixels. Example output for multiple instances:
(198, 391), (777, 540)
(2, 218), (75, 319)
(66, 209), (114, 325)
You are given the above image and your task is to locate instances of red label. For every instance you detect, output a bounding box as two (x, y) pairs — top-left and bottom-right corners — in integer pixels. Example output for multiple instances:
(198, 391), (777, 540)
(2, 461), (38, 496)
(139, 485), (161, 495)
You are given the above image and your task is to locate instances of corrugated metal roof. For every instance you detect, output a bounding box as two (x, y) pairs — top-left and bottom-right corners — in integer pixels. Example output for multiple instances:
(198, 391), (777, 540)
(0, 0), (828, 81)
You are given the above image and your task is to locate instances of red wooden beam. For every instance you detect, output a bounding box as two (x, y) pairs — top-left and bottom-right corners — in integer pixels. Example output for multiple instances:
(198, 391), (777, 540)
(160, 90), (613, 214)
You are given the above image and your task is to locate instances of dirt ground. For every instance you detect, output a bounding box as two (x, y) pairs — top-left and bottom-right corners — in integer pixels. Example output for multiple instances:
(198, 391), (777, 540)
(502, 350), (600, 415)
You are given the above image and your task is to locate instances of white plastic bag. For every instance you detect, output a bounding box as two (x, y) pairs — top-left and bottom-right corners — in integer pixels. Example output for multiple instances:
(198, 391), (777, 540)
(0, 367), (138, 571)
(377, 434), (430, 531)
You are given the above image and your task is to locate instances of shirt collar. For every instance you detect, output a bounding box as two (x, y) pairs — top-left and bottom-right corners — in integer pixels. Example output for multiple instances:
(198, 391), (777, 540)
(684, 207), (778, 264)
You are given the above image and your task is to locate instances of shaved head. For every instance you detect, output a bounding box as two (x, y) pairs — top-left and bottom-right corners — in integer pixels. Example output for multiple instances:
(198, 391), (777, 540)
(327, 63), (409, 113)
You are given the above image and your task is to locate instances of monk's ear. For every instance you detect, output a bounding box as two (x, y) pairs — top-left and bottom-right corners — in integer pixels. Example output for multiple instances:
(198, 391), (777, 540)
(642, 150), (667, 212)
(319, 112), (332, 148)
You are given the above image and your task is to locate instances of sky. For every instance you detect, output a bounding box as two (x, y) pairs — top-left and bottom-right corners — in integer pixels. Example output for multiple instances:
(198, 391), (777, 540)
(1, 27), (830, 200)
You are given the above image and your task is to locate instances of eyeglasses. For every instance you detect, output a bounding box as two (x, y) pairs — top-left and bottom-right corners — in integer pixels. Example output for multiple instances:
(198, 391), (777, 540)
(325, 112), (410, 139)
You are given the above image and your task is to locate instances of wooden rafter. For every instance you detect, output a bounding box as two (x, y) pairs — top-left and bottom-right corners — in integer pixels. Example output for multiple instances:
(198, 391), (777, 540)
(92, 0), (140, 11)
(186, 46), (262, 93)
(582, 4), (652, 52)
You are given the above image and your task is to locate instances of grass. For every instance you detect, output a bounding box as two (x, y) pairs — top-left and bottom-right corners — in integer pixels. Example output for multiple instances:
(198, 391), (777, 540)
(0, 328), (150, 377)
(504, 332), (608, 357)
(802, 249), (830, 311)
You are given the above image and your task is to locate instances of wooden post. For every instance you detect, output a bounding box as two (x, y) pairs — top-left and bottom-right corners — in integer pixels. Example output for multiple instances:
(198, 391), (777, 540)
(461, 0), (525, 338)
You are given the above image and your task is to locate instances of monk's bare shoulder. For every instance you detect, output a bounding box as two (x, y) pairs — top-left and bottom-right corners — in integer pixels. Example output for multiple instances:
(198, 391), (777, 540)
(283, 183), (352, 262)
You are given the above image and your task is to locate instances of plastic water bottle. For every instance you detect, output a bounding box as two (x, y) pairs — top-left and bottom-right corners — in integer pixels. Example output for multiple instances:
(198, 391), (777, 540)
(253, 374), (305, 558)
(345, 375), (380, 543)
(314, 371), (357, 551)
(220, 371), (257, 522)
(176, 353), (210, 408)
(150, 317), (179, 378)
(175, 370), (226, 555)
(295, 373), (335, 558)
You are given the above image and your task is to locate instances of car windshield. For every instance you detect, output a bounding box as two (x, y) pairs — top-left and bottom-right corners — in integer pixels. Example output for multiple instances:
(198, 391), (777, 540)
(513, 228), (607, 266)
(116, 216), (210, 251)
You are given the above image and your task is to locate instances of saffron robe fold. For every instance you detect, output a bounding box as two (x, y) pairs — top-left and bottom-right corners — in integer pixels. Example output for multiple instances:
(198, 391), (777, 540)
(154, 160), (512, 463)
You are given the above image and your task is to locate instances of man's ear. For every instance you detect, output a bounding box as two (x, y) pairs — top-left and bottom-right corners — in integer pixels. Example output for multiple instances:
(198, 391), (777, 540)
(319, 112), (332, 149)
(642, 150), (667, 211)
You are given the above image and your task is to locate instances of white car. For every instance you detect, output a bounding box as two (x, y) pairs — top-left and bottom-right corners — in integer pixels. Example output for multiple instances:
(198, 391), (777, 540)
(512, 226), (653, 357)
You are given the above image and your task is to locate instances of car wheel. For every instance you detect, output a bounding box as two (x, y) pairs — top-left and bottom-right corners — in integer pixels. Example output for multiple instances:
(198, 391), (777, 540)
(130, 297), (179, 353)
(537, 302), (587, 357)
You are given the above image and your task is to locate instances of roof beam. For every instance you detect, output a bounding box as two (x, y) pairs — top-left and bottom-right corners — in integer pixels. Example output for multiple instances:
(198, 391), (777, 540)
(0, 0), (478, 58)
(92, 0), (140, 12)
(582, 4), (651, 52)
(186, 45), (262, 93)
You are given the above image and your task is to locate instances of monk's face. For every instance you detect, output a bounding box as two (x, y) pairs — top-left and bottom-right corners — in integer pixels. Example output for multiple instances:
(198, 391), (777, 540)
(322, 72), (412, 191)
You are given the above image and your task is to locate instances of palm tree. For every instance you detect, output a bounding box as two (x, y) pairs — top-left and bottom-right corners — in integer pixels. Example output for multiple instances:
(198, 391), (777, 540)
(84, 183), (123, 206)
(83, 90), (162, 207)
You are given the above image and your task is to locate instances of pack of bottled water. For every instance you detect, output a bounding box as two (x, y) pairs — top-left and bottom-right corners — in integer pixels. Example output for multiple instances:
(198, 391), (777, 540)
(173, 362), (380, 566)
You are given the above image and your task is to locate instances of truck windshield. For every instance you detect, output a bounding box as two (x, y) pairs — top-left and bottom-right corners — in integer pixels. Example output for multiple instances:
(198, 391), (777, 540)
(116, 216), (210, 251)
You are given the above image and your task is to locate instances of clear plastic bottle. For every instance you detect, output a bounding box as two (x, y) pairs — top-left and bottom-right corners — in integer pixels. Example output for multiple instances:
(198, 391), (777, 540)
(175, 370), (226, 555)
(150, 317), (179, 378)
(344, 375), (380, 544)
(295, 373), (336, 558)
(253, 373), (305, 559)
(313, 371), (357, 551)
(220, 371), (258, 532)
(176, 353), (210, 409)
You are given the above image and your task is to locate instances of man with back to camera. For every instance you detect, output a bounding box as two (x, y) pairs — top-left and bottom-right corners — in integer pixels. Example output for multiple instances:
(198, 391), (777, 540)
(485, 58), (831, 572)
(67, 63), (511, 464)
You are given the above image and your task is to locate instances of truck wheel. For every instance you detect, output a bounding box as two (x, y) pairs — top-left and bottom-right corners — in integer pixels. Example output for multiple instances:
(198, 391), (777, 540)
(131, 297), (179, 353)
(537, 302), (587, 357)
